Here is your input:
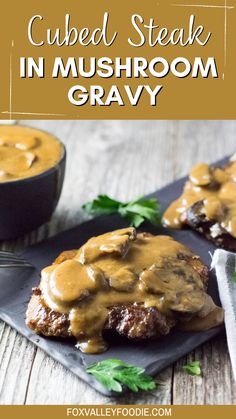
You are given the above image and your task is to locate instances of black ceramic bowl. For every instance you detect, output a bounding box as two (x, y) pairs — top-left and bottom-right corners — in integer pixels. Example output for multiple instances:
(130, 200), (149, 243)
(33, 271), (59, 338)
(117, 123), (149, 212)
(0, 127), (66, 240)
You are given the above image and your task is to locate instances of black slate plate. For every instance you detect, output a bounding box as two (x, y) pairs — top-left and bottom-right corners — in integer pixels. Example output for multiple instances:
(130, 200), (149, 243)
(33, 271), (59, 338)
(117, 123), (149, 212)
(0, 158), (228, 396)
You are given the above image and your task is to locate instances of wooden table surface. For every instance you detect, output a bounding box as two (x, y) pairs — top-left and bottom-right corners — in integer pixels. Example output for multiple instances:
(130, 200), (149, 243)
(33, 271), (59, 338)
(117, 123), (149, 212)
(0, 120), (236, 405)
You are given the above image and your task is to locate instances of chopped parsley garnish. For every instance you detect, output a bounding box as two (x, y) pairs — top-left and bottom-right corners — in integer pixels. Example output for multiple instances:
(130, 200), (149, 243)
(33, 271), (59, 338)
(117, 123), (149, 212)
(183, 361), (202, 376)
(232, 271), (236, 283)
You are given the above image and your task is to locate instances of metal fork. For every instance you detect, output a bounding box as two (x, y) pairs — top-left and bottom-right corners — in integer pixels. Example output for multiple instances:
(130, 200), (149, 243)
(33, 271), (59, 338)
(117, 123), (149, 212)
(0, 251), (33, 268)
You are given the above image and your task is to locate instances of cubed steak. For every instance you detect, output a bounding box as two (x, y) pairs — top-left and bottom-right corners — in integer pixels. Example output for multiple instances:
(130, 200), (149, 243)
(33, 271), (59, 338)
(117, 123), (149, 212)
(26, 228), (223, 353)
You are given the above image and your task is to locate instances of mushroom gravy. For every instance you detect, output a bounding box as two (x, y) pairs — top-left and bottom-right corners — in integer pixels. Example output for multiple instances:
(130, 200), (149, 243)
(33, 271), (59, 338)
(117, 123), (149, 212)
(163, 160), (236, 238)
(0, 125), (63, 182)
(39, 228), (223, 353)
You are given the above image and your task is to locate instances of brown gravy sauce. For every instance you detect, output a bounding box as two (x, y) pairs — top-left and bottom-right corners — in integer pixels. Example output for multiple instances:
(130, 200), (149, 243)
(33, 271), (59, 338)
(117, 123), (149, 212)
(0, 125), (63, 182)
(163, 161), (236, 238)
(40, 228), (223, 353)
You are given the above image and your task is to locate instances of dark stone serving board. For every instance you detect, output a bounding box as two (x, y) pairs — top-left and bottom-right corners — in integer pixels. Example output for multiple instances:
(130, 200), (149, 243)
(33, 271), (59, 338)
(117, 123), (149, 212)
(0, 158), (229, 396)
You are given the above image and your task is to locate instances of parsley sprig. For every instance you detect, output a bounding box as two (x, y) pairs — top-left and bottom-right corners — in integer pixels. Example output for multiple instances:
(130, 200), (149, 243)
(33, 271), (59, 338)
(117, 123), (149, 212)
(183, 361), (202, 376)
(82, 195), (161, 228)
(232, 271), (236, 283)
(86, 359), (156, 393)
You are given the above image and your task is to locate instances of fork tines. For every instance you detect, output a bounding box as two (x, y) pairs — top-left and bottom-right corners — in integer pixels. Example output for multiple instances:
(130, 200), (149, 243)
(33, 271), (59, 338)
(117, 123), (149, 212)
(0, 251), (33, 268)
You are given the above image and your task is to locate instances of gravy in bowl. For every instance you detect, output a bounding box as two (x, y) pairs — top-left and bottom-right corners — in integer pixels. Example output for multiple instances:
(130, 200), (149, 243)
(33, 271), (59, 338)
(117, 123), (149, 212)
(0, 125), (63, 182)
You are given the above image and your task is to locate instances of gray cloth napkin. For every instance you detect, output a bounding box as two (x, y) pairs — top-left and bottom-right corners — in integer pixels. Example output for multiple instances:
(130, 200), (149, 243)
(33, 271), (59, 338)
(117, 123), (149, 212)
(211, 249), (236, 381)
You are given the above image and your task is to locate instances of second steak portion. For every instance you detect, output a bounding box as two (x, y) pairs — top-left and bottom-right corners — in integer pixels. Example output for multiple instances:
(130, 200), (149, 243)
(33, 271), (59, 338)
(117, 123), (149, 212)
(163, 159), (236, 251)
(184, 200), (236, 251)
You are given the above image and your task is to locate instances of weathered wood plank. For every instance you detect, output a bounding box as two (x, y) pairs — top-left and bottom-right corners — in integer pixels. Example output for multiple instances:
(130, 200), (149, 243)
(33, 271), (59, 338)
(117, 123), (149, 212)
(0, 120), (236, 404)
(173, 333), (236, 405)
(0, 323), (37, 405)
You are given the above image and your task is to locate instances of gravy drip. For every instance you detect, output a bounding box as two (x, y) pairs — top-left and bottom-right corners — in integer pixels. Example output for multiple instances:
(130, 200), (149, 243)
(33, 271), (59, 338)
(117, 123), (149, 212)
(163, 161), (236, 238)
(40, 228), (223, 353)
(0, 125), (63, 181)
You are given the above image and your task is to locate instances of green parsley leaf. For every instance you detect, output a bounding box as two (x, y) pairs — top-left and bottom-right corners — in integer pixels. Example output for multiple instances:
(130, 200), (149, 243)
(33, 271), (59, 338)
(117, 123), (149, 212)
(82, 195), (121, 216)
(86, 359), (156, 393)
(183, 361), (202, 376)
(82, 195), (161, 228)
(232, 271), (236, 283)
